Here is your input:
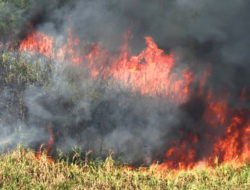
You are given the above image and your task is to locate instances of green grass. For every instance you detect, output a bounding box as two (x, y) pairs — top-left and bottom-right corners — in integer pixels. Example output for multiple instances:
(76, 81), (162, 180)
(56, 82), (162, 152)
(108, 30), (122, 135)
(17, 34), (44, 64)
(0, 147), (250, 189)
(0, 51), (51, 86)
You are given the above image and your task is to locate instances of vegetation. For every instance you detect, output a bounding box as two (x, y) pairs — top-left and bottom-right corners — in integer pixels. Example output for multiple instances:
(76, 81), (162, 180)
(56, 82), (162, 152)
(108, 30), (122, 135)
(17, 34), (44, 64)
(0, 51), (51, 86)
(0, 0), (76, 40)
(0, 0), (31, 36)
(0, 147), (249, 189)
(0, 50), (51, 133)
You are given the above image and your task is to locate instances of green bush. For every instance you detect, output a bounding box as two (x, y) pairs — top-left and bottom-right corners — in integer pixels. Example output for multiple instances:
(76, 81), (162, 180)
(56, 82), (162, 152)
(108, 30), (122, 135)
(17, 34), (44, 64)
(0, 0), (33, 36)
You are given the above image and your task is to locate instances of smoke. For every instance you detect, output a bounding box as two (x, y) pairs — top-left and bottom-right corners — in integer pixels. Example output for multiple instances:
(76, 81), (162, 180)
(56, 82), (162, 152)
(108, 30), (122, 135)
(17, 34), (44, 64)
(24, 60), (184, 163)
(1, 0), (250, 165)
(31, 0), (250, 96)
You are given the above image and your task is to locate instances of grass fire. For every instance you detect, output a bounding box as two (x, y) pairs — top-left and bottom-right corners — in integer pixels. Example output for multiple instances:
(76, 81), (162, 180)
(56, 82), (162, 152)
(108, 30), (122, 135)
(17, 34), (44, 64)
(1, 0), (250, 189)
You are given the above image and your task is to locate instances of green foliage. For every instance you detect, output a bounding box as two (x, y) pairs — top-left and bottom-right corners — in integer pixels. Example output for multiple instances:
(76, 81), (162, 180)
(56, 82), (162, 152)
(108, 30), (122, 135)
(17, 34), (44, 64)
(0, 51), (51, 86)
(0, 50), (51, 133)
(0, 0), (76, 38)
(0, 0), (33, 36)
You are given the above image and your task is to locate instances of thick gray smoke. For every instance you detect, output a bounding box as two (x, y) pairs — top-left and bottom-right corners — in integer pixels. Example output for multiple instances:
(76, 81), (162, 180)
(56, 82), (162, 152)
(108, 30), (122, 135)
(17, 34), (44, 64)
(1, 0), (250, 165)
(22, 62), (184, 164)
(35, 0), (250, 96)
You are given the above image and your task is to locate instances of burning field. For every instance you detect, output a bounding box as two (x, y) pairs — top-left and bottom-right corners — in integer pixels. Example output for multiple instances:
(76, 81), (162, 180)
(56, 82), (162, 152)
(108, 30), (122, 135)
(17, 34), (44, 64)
(1, 0), (250, 186)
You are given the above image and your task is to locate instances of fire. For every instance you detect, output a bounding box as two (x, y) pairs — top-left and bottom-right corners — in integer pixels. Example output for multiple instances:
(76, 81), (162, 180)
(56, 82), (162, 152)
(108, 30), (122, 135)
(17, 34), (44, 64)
(159, 92), (250, 171)
(109, 32), (190, 102)
(20, 29), (191, 102)
(20, 29), (54, 58)
(45, 126), (54, 156)
(240, 86), (248, 101)
(19, 26), (250, 172)
(33, 126), (54, 164)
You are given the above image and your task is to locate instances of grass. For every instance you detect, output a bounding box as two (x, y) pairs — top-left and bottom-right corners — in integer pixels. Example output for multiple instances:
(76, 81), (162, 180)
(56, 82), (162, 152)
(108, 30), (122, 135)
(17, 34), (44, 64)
(0, 147), (249, 189)
(0, 50), (52, 141)
(0, 51), (51, 86)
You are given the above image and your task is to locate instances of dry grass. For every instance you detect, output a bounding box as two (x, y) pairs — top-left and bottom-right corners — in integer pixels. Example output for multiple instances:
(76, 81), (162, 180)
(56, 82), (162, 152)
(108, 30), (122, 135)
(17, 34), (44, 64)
(0, 147), (250, 189)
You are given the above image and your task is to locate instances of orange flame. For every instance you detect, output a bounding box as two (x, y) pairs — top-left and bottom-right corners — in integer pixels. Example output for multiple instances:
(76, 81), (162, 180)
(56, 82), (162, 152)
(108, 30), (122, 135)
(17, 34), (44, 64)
(45, 126), (54, 156)
(20, 29), (54, 58)
(32, 126), (54, 164)
(240, 86), (248, 101)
